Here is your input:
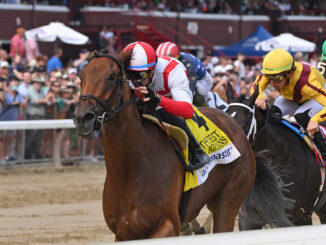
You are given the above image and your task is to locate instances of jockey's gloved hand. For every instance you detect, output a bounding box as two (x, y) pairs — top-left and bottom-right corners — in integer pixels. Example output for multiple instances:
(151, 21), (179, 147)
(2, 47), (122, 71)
(146, 88), (161, 107)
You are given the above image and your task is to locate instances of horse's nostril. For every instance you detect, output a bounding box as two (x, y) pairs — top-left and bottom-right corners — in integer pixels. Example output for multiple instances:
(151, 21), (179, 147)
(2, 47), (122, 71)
(84, 113), (95, 122)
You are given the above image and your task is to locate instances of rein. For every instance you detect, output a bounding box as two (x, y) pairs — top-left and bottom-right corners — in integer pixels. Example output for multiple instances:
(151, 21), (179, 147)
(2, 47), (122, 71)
(79, 52), (136, 130)
(228, 102), (257, 141)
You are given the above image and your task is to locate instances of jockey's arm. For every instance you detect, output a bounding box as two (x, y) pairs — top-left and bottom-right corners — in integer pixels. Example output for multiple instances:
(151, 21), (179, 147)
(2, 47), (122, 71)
(160, 66), (194, 119)
(196, 72), (213, 97)
(304, 84), (326, 124)
(250, 74), (269, 100)
(159, 97), (194, 119)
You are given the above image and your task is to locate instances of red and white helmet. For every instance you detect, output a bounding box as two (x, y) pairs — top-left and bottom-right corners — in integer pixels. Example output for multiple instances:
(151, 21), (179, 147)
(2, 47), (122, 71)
(156, 42), (180, 59)
(123, 41), (157, 71)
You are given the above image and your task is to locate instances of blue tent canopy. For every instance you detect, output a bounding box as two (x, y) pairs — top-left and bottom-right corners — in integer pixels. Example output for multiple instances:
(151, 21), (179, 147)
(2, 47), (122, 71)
(213, 25), (274, 57)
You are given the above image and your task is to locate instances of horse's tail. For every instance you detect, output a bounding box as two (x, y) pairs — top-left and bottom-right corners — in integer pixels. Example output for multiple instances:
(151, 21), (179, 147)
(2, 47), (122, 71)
(240, 151), (293, 229)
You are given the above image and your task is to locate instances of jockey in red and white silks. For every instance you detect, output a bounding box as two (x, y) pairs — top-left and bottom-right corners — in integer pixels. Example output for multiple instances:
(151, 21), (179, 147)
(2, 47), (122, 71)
(123, 41), (210, 170)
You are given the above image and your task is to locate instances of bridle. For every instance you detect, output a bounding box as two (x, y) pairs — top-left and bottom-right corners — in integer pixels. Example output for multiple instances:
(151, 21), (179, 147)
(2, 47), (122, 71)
(227, 102), (257, 142)
(79, 52), (136, 131)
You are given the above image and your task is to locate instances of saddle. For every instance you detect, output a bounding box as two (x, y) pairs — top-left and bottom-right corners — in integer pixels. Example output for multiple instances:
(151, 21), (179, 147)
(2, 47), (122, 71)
(142, 114), (188, 151)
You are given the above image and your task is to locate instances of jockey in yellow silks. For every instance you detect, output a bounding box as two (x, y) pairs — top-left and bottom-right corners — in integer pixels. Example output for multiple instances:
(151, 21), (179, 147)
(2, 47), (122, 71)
(251, 48), (326, 159)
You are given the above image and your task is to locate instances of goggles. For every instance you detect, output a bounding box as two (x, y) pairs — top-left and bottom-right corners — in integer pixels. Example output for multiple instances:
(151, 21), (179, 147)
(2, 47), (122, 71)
(264, 72), (289, 83)
(126, 71), (148, 81)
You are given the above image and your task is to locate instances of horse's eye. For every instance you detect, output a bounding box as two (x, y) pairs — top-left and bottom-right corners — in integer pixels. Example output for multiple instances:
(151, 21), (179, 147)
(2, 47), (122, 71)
(110, 73), (116, 81)
(106, 73), (116, 82)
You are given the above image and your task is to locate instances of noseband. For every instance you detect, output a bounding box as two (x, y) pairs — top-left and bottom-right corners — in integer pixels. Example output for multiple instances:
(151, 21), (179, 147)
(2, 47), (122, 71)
(79, 52), (135, 130)
(228, 102), (257, 142)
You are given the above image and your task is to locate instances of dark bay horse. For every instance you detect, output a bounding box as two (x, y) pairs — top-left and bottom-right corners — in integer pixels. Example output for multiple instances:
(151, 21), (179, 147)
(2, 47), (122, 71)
(73, 50), (285, 240)
(226, 85), (326, 229)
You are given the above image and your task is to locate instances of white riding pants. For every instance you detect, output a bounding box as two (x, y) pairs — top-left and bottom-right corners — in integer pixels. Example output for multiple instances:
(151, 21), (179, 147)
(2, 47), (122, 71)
(273, 95), (323, 118)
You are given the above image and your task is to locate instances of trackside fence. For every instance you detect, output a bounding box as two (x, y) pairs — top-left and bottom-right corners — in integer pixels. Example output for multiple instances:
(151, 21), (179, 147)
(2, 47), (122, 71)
(94, 224), (326, 245)
(0, 119), (103, 166)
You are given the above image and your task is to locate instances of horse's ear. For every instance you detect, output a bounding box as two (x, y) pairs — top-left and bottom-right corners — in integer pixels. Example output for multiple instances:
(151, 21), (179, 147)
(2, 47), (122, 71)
(88, 50), (97, 60)
(226, 82), (235, 104)
(117, 50), (132, 69)
(248, 84), (259, 107)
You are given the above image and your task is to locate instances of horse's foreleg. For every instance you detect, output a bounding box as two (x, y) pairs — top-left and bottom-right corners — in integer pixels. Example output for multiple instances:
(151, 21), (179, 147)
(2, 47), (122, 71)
(150, 219), (178, 238)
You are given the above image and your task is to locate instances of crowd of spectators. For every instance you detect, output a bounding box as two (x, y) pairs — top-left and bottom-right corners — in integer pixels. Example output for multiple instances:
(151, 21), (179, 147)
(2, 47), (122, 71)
(0, 27), (101, 165)
(201, 49), (320, 110)
(0, 25), (321, 165)
(0, 0), (323, 16)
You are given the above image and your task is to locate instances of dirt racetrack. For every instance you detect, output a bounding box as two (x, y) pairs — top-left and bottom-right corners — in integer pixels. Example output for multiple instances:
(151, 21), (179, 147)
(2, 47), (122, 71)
(0, 163), (114, 245)
(0, 162), (214, 245)
(0, 162), (320, 245)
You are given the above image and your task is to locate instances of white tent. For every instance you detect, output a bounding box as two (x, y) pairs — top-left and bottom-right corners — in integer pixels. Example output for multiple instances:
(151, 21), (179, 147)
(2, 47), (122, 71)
(25, 22), (89, 45)
(255, 33), (316, 52)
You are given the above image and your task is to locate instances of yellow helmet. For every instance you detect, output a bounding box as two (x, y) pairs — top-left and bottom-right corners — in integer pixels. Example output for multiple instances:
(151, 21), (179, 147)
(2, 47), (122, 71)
(261, 49), (294, 75)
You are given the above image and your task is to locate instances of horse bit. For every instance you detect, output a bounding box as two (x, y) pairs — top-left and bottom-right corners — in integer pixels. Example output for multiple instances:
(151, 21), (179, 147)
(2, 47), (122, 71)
(228, 102), (257, 141)
(78, 52), (135, 131)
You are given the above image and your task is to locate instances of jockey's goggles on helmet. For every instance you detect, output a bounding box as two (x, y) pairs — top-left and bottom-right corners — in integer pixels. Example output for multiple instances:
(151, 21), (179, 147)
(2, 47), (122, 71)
(126, 71), (148, 81)
(264, 71), (290, 83)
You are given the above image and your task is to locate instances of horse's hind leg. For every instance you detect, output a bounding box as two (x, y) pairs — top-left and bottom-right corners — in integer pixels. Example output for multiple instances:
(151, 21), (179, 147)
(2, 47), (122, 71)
(210, 199), (239, 232)
(208, 191), (243, 232)
(209, 171), (254, 232)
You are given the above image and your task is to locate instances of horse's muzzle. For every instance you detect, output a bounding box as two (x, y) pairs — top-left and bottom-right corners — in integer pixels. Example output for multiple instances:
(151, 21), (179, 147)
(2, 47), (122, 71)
(73, 107), (96, 137)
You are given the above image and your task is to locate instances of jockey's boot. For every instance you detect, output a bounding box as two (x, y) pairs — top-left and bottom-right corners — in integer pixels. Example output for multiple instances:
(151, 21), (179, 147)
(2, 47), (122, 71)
(313, 130), (326, 162)
(184, 124), (210, 170)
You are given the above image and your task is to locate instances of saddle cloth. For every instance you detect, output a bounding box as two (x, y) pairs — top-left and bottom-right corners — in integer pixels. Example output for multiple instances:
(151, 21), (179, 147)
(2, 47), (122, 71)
(143, 106), (241, 192)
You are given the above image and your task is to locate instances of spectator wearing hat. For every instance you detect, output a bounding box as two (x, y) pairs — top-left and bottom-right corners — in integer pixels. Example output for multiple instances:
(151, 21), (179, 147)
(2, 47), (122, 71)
(73, 48), (90, 73)
(0, 61), (10, 82)
(0, 81), (25, 163)
(24, 75), (49, 159)
(47, 47), (63, 73)
(68, 67), (78, 81)
(10, 27), (26, 59)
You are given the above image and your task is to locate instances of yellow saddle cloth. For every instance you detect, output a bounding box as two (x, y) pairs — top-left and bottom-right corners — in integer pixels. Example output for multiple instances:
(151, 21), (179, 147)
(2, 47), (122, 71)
(143, 106), (241, 192)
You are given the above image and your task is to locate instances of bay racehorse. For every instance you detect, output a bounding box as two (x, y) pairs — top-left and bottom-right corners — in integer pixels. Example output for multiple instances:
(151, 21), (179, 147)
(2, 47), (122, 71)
(226, 84), (326, 229)
(73, 50), (288, 240)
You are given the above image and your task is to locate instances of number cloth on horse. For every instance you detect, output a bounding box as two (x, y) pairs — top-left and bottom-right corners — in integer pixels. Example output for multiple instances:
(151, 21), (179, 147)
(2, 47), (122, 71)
(142, 106), (241, 192)
(183, 107), (240, 191)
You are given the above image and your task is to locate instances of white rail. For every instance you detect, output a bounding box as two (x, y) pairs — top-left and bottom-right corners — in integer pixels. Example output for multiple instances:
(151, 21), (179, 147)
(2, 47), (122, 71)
(0, 119), (74, 130)
(95, 225), (326, 245)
